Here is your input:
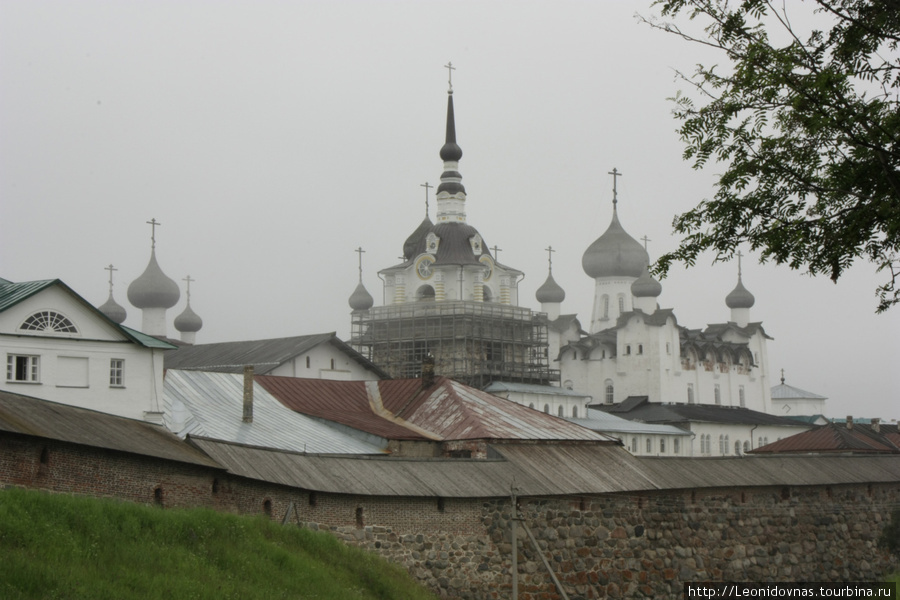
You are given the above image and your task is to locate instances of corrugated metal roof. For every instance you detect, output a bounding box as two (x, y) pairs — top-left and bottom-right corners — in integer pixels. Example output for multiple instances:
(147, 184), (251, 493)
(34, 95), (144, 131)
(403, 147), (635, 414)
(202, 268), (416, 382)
(189, 437), (900, 497)
(750, 422), (900, 455)
(163, 332), (388, 377)
(385, 378), (613, 442)
(0, 389), (218, 468)
(483, 381), (589, 398)
(567, 408), (692, 436)
(255, 376), (429, 441)
(598, 400), (806, 427)
(164, 370), (386, 455)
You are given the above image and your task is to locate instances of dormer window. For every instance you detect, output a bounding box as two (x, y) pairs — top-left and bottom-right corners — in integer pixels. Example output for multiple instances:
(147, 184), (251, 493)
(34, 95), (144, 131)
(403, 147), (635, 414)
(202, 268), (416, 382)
(425, 233), (440, 254)
(469, 234), (482, 255)
(20, 311), (78, 334)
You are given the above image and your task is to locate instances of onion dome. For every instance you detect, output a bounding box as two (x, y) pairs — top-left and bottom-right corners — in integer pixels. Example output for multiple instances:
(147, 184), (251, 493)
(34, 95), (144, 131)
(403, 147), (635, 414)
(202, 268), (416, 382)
(726, 276), (755, 309)
(403, 216), (434, 261)
(631, 265), (662, 298)
(348, 281), (374, 310)
(98, 293), (127, 324)
(582, 207), (649, 279)
(127, 249), (180, 309)
(174, 302), (203, 333)
(536, 272), (566, 303)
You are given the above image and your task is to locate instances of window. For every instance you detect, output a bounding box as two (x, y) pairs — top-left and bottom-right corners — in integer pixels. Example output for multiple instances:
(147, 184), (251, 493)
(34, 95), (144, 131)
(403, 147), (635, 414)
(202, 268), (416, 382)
(637, 344), (643, 355)
(666, 342), (671, 355)
(330, 358), (335, 370)
(7, 355), (39, 383)
(543, 404), (550, 414)
(659, 438), (665, 454)
(714, 384), (721, 405)
(646, 438), (652, 454)
(557, 405), (564, 417)
(625, 345), (631, 355)
(724, 435), (729, 454)
(631, 437), (638, 453)
(618, 295), (625, 313)
(604, 380), (614, 404)
(572, 406), (578, 418)
(602, 295), (609, 319)
(735, 440), (742, 455)
(20, 311), (77, 334)
(673, 438), (680, 455)
(687, 383), (694, 404)
(739, 385), (746, 407)
(528, 402), (535, 409)
(57, 356), (89, 388)
(744, 440), (751, 453)
(306, 356), (310, 368)
(110, 359), (125, 387)
(701, 434), (710, 454)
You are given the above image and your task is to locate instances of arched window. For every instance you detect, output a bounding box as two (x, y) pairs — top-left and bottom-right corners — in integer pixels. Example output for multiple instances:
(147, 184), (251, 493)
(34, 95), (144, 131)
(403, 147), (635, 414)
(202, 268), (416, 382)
(687, 383), (695, 404)
(306, 356), (310, 368)
(714, 384), (721, 405)
(744, 440), (751, 453)
(739, 385), (746, 407)
(673, 438), (680, 455)
(659, 438), (666, 454)
(557, 405), (564, 417)
(735, 440), (742, 455)
(724, 435), (730, 454)
(701, 434), (709, 454)
(416, 285), (436, 302)
(646, 438), (652, 454)
(482, 286), (493, 303)
(543, 404), (550, 414)
(528, 403), (535, 409)
(20, 311), (77, 334)
(718, 434), (725, 454)
(602, 295), (610, 319)
(563, 379), (574, 390)
(572, 406), (578, 418)
(631, 437), (638, 453)
(605, 380), (614, 404)
(618, 295), (625, 313)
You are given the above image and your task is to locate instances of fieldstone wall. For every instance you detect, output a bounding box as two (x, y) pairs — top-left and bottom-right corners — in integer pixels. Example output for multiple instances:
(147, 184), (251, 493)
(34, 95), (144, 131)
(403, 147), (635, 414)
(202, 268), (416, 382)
(308, 483), (899, 600)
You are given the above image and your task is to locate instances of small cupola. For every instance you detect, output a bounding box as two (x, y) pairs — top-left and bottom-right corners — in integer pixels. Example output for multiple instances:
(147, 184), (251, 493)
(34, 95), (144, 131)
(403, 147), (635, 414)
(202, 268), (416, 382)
(98, 264), (127, 324)
(348, 246), (375, 311)
(174, 275), (203, 344)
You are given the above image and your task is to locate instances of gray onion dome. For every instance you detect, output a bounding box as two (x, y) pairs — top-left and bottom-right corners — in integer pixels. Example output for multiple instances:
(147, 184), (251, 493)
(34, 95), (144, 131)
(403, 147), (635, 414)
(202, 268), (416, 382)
(726, 277), (755, 309)
(174, 302), (203, 333)
(127, 250), (180, 309)
(631, 265), (662, 298)
(403, 216), (434, 261)
(348, 281), (374, 311)
(536, 272), (566, 303)
(582, 210), (649, 279)
(98, 293), (127, 324)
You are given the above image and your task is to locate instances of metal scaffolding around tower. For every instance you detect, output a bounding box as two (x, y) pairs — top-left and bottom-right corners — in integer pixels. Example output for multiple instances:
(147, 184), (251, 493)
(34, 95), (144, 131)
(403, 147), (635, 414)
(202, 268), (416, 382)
(350, 301), (558, 388)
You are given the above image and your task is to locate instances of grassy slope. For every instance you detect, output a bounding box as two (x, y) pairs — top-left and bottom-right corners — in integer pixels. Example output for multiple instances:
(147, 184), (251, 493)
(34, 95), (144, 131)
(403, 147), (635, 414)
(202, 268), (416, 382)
(0, 488), (437, 600)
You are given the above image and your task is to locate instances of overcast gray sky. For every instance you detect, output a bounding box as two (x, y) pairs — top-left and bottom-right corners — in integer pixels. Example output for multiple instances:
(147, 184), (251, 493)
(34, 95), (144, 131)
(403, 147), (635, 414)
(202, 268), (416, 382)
(1, 0), (897, 421)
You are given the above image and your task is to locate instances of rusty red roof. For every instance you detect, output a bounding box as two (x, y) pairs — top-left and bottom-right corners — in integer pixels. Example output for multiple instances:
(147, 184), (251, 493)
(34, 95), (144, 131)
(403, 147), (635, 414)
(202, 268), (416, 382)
(257, 375), (612, 444)
(751, 422), (900, 455)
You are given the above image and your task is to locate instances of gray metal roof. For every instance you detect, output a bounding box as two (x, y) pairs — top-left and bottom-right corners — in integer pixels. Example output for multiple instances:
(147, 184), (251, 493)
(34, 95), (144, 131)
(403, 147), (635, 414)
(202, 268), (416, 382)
(189, 437), (900, 498)
(163, 332), (388, 378)
(0, 389), (218, 468)
(598, 398), (806, 428)
(164, 370), (386, 455)
(771, 382), (828, 400)
(483, 381), (589, 398)
(567, 408), (692, 436)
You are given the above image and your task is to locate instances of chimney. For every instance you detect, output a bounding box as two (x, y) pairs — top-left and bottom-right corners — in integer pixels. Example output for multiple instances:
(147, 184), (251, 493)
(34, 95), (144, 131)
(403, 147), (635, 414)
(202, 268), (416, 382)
(846, 415), (853, 430)
(872, 418), (881, 433)
(243, 365), (254, 423)
(421, 354), (435, 389)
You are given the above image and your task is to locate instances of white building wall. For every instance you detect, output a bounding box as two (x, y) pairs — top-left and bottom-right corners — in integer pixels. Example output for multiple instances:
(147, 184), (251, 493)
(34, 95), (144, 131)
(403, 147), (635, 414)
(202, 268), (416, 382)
(266, 344), (381, 381)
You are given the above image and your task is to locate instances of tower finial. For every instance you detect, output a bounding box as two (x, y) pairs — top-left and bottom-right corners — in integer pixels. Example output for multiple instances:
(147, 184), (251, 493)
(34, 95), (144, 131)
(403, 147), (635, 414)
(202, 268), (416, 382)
(105, 264), (118, 294)
(737, 250), (744, 279)
(146, 218), (161, 250)
(182, 275), (195, 302)
(608, 168), (622, 208)
(420, 182), (433, 218)
(545, 246), (556, 273)
(444, 61), (455, 93)
(491, 245), (502, 260)
(640, 235), (651, 252)
(355, 246), (366, 283)
(781, 368), (785, 385)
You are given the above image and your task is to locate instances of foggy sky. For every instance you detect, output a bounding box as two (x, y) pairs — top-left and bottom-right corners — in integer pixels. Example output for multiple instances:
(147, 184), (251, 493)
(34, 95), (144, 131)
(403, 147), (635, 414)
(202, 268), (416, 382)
(1, 0), (897, 420)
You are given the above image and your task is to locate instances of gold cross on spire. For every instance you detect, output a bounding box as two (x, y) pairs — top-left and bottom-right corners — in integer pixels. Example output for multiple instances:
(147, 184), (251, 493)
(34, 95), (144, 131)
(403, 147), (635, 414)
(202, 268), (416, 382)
(444, 61), (456, 92)
(146, 218), (161, 249)
(608, 168), (622, 206)
(420, 182), (433, 218)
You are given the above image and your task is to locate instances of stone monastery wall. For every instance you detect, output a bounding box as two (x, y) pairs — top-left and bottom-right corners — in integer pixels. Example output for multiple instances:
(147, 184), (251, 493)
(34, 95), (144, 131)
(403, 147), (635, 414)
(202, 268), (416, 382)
(1, 432), (897, 600)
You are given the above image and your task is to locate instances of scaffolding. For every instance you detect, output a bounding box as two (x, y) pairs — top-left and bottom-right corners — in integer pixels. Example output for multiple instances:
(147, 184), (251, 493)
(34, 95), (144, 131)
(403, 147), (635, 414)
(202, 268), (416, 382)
(350, 301), (558, 387)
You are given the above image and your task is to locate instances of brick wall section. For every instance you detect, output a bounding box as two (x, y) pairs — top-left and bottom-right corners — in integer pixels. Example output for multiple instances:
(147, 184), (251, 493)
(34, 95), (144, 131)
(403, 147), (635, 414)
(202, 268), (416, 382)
(1, 431), (898, 600)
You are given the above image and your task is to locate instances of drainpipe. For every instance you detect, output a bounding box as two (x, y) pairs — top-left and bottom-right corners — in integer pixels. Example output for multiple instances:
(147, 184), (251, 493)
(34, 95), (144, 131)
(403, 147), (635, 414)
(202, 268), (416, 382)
(243, 365), (254, 423)
(749, 424), (758, 452)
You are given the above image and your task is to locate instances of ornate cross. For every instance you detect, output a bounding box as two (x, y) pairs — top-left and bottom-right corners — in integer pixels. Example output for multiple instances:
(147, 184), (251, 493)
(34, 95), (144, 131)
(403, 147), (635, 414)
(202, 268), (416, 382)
(355, 247), (366, 282)
(105, 264), (117, 293)
(182, 275), (195, 301)
(146, 218), (161, 249)
(444, 61), (456, 91)
(608, 168), (623, 206)
(420, 182), (433, 217)
(545, 246), (555, 272)
(491, 245), (502, 260)
(736, 250), (744, 278)
(640, 235), (651, 251)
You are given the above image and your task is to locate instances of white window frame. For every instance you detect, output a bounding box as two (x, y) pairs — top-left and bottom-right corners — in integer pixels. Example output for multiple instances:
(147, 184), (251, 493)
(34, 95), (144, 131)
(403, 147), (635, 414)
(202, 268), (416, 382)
(110, 358), (125, 387)
(7, 354), (40, 383)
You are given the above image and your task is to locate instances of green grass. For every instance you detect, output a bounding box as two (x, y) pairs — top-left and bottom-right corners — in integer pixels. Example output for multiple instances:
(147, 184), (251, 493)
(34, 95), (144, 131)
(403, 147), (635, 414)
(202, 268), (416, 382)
(0, 487), (437, 600)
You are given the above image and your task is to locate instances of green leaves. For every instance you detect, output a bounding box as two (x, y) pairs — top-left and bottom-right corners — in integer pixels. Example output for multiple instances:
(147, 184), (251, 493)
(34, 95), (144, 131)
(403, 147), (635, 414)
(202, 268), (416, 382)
(644, 0), (900, 311)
